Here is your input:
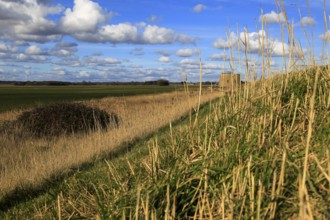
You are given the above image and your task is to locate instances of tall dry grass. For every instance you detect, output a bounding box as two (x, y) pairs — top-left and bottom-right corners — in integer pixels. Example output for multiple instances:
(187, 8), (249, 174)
(0, 90), (220, 200)
(16, 65), (327, 219)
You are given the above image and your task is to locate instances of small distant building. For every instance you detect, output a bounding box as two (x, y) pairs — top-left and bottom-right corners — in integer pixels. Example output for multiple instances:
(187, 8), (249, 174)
(219, 71), (241, 91)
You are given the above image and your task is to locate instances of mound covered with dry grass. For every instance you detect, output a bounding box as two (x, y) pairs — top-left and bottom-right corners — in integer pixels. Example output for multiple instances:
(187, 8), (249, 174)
(16, 103), (120, 138)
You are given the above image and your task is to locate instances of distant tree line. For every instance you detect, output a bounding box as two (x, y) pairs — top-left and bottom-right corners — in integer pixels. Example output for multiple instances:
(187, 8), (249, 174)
(0, 79), (220, 86)
(13, 81), (73, 86)
(0, 79), (170, 86)
(144, 79), (170, 86)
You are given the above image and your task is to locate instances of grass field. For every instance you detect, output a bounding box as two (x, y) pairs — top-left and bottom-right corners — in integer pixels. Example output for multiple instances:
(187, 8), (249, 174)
(0, 85), (179, 112)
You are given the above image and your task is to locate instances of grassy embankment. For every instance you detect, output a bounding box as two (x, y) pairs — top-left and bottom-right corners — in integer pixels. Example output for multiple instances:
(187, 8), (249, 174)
(1, 65), (328, 219)
(0, 85), (179, 112)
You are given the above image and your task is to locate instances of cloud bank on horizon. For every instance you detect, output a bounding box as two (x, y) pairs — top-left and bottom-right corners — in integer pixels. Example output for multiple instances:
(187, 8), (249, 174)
(0, 0), (329, 82)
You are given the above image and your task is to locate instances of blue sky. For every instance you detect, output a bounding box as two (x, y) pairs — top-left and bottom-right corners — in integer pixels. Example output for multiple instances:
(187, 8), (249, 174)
(0, 0), (329, 82)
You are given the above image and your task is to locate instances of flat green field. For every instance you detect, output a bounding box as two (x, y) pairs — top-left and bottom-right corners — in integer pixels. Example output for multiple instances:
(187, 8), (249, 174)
(0, 85), (179, 112)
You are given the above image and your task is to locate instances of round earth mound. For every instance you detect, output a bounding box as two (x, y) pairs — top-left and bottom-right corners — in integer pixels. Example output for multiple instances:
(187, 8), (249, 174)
(16, 103), (121, 138)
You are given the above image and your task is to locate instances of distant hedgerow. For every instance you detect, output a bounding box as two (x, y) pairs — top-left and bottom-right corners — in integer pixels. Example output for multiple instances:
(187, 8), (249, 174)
(16, 103), (121, 138)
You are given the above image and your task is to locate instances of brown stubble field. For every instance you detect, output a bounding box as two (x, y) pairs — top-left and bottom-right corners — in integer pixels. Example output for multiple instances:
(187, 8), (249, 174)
(0, 89), (220, 200)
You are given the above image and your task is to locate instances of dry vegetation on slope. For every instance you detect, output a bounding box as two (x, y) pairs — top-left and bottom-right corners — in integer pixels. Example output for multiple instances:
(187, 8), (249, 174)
(1, 66), (329, 219)
(0, 89), (219, 203)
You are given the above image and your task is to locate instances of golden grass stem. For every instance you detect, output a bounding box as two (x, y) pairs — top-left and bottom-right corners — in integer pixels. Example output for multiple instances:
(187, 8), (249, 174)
(302, 68), (320, 184)
(57, 193), (62, 220)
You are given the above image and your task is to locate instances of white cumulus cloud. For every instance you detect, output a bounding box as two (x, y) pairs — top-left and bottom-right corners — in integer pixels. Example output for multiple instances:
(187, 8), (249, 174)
(141, 25), (194, 44)
(213, 30), (298, 57)
(78, 71), (90, 78)
(179, 59), (200, 66)
(239, 30), (292, 56)
(142, 25), (175, 44)
(213, 32), (237, 49)
(300, 16), (316, 26)
(53, 67), (66, 76)
(0, 0), (194, 46)
(51, 41), (78, 57)
(17, 53), (28, 61)
(25, 45), (42, 55)
(70, 23), (194, 45)
(158, 56), (171, 62)
(193, 4), (207, 13)
(209, 53), (228, 61)
(203, 63), (223, 69)
(60, 0), (108, 33)
(176, 48), (198, 57)
(0, 0), (63, 42)
(69, 23), (138, 43)
(0, 44), (18, 53)
(84, 56), (121, 66)
(259, 11), (286, 24)
(100, 23), (138, 42)
(320, 30), (330, 41)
